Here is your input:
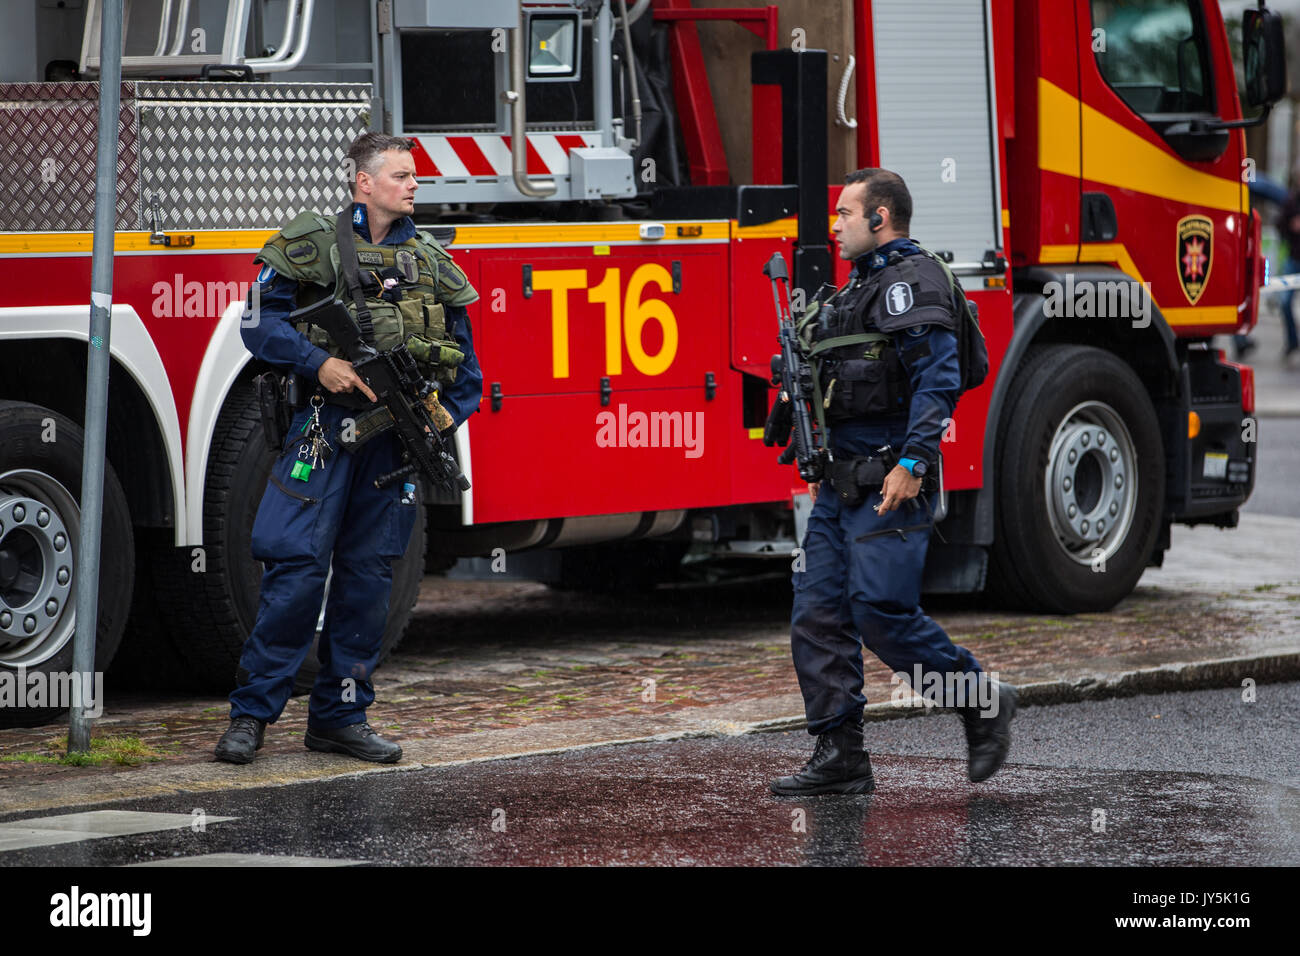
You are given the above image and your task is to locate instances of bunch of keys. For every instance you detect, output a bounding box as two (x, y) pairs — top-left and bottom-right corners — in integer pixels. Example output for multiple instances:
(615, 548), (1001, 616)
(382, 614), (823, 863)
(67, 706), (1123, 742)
(290, 395), (333, 481)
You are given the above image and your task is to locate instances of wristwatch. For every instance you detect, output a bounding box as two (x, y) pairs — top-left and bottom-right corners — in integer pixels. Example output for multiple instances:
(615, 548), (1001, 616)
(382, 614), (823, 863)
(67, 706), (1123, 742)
(898, 457), (928, 478)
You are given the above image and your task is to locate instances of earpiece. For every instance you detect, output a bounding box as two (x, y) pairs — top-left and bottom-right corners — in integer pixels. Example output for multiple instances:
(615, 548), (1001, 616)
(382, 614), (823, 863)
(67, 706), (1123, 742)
(868, 210), (884, 232)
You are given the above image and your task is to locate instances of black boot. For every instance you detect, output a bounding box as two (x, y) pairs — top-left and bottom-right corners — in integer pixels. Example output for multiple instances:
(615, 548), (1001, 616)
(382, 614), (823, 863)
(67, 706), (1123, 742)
(961, 680), (1018, 782)
(305, 721), (402, 763)
(770, 718), (876, 796)
(214, 716), (267, 765)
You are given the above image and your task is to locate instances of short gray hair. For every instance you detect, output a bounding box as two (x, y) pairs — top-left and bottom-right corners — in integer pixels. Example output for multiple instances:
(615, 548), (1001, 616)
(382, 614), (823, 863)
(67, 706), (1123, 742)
(346, 132), (413, 191)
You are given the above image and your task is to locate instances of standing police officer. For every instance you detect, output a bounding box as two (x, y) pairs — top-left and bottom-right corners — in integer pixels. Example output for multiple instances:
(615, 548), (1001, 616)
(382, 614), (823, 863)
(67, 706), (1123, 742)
(214, 132), (482, 764)
(770, 169), (1015, 796)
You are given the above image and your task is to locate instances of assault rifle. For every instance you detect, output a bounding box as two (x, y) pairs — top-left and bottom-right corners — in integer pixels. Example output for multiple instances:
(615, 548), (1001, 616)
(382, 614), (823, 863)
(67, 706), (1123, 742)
(288, 297), (470, 493)
(762, 253), (828, 483)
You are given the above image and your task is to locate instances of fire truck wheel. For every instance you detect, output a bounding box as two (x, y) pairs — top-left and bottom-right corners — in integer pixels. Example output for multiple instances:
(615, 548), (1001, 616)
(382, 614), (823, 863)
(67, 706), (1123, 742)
(988, 344), (1163, 613)
(0, 402), (134, 728)
(118, 380), (424, 694)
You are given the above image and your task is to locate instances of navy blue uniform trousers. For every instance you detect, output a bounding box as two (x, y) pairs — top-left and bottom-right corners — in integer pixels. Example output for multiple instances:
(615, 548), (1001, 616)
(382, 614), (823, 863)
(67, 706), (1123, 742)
(791, 431), (982, 735)
(229, 401), (418, 729)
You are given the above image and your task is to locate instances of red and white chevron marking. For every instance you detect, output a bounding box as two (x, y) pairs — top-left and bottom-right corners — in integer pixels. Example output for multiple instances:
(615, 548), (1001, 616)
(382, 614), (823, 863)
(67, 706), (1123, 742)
(409, 133), (602, 178)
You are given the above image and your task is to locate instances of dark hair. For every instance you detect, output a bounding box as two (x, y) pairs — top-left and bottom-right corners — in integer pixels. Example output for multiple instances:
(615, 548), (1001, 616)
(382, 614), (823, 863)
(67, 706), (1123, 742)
(844, 168), (912, 233)
(346, 132), (414, 190)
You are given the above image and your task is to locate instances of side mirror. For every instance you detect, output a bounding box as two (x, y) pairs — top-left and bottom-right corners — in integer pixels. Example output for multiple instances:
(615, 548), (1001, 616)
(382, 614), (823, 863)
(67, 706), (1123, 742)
(1243, 7), (1287, 108)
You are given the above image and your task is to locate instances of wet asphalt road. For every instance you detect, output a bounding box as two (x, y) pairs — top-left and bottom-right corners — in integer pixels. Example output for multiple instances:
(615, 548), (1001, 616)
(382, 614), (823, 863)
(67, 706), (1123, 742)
(1, 683), (1296, 866)
(1244, 416), (1300, 518)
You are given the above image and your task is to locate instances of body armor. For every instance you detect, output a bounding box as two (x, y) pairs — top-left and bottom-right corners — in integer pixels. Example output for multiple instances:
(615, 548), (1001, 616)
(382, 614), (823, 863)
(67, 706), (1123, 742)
(254, 211), (479, 388)
(803, 248), (959, 424)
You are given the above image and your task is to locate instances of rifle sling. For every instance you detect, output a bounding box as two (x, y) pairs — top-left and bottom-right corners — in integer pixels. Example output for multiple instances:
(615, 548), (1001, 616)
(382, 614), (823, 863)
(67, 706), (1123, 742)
(335, 207), (377, 345)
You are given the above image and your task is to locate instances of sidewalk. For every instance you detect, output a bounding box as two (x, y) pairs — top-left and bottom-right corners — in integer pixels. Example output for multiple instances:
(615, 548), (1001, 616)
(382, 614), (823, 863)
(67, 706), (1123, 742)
(2, 515), (1298, 818)
(1223, 293), (1300, 416)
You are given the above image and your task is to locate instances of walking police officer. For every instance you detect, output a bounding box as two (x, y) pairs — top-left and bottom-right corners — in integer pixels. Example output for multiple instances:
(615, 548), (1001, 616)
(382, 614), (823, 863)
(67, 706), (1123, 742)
(770, 169), (1015, 795)
(214, 132), (481, 764)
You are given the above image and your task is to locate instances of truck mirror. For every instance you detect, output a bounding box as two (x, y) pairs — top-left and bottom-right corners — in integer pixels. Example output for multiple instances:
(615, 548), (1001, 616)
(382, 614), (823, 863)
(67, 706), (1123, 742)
(1243, 7), (1287, 108)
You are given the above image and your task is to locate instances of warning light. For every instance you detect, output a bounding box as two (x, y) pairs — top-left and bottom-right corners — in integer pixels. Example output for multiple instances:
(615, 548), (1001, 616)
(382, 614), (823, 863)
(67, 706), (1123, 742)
(677, 225), (703, 238)
(1188, 411), (1201, 439)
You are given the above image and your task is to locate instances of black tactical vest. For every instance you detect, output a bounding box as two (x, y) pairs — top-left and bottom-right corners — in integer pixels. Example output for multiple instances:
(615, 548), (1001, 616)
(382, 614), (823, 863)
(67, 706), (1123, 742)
(802, 249), (960, 424)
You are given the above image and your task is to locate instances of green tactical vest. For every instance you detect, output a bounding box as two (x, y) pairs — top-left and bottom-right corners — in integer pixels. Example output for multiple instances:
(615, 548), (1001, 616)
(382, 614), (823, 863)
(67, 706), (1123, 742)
(253, 211), (479, 388)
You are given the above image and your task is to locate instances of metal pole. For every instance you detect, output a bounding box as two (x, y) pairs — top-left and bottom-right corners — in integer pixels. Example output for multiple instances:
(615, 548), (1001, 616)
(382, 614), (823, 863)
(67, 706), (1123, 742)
(593, 0), (614, 147)
(69, 0), (123, 754)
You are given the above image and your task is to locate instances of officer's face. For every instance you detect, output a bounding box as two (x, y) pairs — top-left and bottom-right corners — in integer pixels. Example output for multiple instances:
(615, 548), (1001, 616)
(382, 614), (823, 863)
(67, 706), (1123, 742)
(833, 183), (877, 261)
(358, 149), (418, 219)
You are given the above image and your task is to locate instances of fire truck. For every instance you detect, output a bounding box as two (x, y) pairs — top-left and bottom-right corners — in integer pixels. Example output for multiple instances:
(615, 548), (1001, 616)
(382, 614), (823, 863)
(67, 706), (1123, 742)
(0, 0), (1282, 719)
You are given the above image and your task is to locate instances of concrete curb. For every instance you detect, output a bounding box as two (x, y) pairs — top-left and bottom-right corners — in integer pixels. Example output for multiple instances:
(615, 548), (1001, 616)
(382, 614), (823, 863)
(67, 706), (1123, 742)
(746, 651), (1300, 732)
(1, 652), (1297, 819)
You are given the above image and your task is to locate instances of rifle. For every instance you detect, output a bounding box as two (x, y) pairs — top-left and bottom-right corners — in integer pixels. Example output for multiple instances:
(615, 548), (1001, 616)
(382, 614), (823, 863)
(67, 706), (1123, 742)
(761, 252), (828, 483)
(289, 296), (470, 493)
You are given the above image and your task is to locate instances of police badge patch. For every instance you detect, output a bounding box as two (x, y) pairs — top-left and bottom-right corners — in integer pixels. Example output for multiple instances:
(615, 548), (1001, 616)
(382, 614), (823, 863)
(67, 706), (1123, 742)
(885, 281), (914, 315)
(1177, 214), (1213, 305)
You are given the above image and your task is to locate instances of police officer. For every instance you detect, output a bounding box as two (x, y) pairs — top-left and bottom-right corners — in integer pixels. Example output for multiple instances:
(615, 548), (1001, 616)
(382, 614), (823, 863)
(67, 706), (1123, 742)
(214, 132), (482, 764)
(770, 169), (1015, 795)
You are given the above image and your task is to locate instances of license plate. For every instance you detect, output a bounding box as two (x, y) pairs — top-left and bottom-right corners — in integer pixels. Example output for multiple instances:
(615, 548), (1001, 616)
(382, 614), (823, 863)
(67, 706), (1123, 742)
(1202, 452), (1228, 479)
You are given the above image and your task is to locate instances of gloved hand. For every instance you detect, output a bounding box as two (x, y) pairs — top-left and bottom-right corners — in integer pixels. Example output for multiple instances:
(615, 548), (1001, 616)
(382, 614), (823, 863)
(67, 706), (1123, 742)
(763, 393), (793, 447)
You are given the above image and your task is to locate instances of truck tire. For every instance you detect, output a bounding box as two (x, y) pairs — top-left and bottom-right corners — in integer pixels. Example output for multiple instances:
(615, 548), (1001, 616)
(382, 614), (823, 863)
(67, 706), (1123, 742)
(988, 344), (1163, 613)
(118, 380), (424, 694)
(0, 402), (133, 727)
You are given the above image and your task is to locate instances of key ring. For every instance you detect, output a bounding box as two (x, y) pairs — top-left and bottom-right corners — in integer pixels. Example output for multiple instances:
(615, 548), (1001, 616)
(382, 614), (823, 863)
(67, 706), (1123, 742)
(298, 443), (312, 460)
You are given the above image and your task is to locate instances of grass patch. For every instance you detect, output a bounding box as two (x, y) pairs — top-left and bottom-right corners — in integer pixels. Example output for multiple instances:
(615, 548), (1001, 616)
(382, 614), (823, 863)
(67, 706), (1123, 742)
(0, 735), (171, 767)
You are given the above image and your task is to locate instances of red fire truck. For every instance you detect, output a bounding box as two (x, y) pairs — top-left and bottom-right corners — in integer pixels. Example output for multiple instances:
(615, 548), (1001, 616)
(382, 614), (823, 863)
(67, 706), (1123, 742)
(0, 0), (1281, 715)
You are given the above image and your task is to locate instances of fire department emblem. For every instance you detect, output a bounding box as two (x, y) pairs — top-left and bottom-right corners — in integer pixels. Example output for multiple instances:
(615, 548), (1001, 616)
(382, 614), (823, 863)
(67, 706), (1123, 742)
(1177, 215), (1213, 305)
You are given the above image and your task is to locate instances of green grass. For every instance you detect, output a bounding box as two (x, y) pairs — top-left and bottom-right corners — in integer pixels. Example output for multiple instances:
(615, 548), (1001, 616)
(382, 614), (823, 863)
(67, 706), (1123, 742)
(0, 735), (171, 767)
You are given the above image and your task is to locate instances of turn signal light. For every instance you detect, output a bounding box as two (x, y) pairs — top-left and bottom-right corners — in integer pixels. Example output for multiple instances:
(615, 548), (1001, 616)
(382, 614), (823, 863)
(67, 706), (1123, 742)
(1188, 411), (1201, 439)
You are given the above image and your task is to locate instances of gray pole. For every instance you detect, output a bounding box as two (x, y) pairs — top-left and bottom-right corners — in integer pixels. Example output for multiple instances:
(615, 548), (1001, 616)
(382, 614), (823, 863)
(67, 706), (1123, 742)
(69, 0), (123, 753)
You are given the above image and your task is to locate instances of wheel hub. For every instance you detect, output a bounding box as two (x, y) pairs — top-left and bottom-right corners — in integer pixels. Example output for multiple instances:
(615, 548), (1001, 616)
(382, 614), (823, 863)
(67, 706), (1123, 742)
(1043, 401), (1139, 566)
(0, 493), (73, 649)
(1049, 423), (1126, 547)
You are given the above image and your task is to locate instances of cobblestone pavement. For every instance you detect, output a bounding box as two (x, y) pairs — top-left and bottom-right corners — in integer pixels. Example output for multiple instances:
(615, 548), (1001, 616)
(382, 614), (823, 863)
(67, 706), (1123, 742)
(2, 518), (1298, 807)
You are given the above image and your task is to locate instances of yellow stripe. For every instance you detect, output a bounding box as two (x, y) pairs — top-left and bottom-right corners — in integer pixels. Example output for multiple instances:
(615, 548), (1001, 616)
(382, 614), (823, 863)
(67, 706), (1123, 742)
(1040, 244), (1077, 263)
(1080, 243), (1144, 283)
(1160, 306), (1238, 326)
(0, 221), (731, 255)
(1039, 79), (1081, 179)
(735, 217), (798, 239)
(0, 231), (273, 254)
(1038, 78), (1241, 213)
(451, 221), (729, 245)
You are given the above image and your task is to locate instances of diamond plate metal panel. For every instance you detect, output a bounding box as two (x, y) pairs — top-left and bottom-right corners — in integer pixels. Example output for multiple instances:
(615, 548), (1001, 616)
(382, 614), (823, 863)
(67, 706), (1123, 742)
(138, 83), (371, 230)
(0, 82), (142, 231)
(136, 81), (370, 103)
